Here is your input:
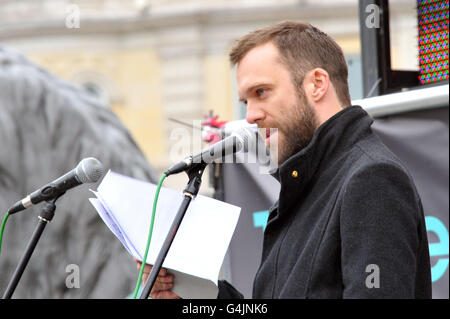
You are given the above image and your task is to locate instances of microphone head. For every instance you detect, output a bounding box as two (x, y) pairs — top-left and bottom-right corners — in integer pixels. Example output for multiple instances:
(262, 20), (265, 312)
(233, 127), (257, 152)
(75, 157), (105, 184)
(223, 119), (257, 136)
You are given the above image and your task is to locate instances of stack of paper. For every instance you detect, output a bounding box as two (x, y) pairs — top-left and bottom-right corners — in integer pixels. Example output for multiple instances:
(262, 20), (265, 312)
(89, 170), (241, 299)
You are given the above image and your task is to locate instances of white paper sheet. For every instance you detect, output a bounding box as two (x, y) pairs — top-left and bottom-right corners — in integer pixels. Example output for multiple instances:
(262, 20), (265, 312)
(89, 170), (241, 299)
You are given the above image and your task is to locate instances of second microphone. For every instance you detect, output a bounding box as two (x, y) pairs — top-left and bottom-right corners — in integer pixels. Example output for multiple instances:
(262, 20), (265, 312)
(164, 128), (255, 176)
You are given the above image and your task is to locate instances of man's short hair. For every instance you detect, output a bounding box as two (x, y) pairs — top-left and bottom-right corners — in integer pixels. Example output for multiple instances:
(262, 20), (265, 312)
(229, 21), (352, 107)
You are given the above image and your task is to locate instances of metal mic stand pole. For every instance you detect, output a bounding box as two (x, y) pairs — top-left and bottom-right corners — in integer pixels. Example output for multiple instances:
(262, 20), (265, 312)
(140, 163), (207, 299)
(2, 194), (63, 299)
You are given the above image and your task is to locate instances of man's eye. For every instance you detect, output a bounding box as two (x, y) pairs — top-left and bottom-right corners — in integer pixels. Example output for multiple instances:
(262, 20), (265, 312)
(256, 88), (266, 96)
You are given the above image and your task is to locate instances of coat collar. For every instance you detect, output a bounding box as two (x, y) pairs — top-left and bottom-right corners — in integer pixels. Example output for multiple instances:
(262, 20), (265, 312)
(272, 105), (374, 216)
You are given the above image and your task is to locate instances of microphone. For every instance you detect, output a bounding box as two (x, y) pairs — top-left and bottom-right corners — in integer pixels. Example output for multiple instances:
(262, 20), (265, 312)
(165, 128), (255, 176)
(7, 157), (104, 215)
(222, 119), (257, 136)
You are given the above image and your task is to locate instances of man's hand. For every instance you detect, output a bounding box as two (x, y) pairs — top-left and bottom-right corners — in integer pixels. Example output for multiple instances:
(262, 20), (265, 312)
(134, 259), (180, 299)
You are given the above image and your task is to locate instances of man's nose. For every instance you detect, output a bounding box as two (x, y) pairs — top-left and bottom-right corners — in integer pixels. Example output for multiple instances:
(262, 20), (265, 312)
(246, 102), (265, 124)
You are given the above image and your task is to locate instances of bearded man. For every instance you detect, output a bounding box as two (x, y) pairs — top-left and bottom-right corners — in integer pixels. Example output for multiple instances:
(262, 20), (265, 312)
(138, 21), (432, 299)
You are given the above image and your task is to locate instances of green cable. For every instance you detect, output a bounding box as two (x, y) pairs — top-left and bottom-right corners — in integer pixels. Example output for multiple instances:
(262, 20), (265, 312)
(132, 173), (167, 299)
(0, 213), (10, 257)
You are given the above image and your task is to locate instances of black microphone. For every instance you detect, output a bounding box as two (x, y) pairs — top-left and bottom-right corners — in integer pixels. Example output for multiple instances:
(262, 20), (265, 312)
(165, 128), (255, 176)
(7, 157), (104, 215)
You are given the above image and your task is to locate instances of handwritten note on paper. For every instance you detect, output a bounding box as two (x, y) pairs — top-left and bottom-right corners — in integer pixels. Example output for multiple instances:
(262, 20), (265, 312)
(89, 170), (241, 299)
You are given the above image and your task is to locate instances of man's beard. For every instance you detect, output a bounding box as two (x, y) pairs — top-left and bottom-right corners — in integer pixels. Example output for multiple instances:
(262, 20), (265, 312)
(278, 92), (318, 165)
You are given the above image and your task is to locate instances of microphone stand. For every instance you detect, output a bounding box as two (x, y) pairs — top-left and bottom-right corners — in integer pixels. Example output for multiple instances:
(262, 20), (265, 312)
(2, 194), (64, 299)
(139, 163), (207, 299)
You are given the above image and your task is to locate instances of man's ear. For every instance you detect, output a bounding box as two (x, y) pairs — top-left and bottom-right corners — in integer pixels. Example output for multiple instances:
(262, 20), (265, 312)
(304, 68), (329, 103)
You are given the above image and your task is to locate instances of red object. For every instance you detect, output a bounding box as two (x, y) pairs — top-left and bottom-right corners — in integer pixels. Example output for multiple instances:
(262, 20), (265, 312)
(203, 114), (228, 129)
(202, 113), (228, 144)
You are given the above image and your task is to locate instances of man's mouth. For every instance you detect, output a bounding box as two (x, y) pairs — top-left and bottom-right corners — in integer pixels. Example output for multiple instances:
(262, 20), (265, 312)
(257, 127), (271, 140)
(261, 128), (278, 146)
(257, 126), (278, 146)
